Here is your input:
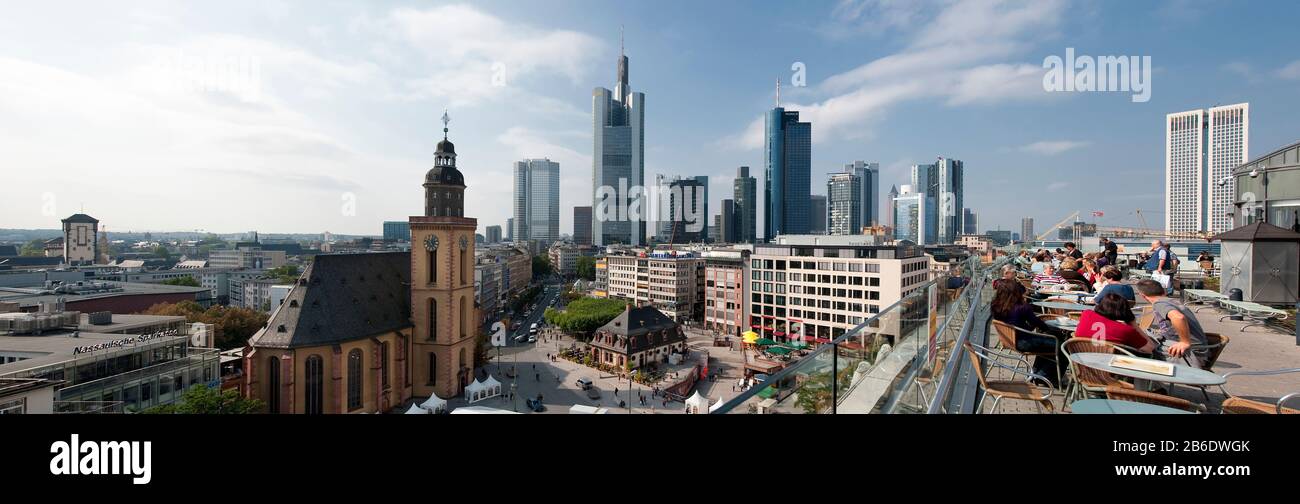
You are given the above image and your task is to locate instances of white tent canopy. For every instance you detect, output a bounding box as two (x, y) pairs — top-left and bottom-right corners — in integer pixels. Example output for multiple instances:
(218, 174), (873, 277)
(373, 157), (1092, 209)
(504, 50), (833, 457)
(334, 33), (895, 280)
(420, 393), (448, 413)
(685, 391), (710, 414)
(465, 376), (503, 404)
(404, 403), (429, 414)
(451, 406), (519, 414)
(708, 397), (726, 414)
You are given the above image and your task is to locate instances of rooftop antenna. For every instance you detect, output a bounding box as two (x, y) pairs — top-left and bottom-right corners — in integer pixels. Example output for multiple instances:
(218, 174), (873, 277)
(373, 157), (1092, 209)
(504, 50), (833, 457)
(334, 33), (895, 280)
(620, 24), (624, 58)
(775, 77), (781, 107)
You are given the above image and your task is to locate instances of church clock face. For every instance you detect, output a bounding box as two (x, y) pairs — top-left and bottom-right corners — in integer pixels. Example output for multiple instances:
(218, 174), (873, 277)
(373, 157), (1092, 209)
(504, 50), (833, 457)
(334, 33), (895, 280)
(424, 234), (439, 251)
(459, 235), (468, 251)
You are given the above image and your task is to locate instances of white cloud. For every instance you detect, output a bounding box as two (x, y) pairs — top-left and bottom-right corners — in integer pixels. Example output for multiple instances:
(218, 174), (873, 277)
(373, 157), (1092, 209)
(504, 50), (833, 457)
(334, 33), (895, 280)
(1046, 182), (1068, 192)
(1278, 60), (1300, 80)
(726, 0), (1069, 149)
(1019, 140), (1090, 156)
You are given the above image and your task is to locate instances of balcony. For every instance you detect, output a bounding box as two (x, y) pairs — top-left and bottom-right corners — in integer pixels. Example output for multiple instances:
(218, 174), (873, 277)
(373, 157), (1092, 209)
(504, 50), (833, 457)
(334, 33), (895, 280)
(713, 252), (1300, 415)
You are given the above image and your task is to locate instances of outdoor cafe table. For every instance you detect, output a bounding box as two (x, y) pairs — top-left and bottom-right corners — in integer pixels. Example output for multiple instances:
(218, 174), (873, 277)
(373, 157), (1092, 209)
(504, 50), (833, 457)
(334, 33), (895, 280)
(1069, 353), (1226, 387)
(1045, 317), (1079, 331)
(1070, 399), (1193, 414)
(1033, 301), (1091, 312)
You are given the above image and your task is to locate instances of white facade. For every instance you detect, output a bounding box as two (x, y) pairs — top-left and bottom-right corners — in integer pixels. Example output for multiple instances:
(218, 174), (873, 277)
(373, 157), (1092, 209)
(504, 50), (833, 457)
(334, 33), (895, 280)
(513, 158), (561, 245)
(1165, 103), (1249, 234)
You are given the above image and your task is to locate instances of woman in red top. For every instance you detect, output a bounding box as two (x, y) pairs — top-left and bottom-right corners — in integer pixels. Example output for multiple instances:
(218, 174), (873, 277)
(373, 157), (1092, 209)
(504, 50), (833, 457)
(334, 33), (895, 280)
(1075, 293), (1157, 354)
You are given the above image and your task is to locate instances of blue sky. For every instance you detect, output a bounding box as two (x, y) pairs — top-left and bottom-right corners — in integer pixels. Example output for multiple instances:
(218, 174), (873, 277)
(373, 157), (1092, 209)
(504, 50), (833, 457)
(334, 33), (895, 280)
(2, 0), (1298, 237)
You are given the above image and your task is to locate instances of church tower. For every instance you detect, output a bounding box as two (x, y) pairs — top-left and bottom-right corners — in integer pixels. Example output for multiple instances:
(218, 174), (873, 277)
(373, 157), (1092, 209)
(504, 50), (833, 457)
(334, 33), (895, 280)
(410, 111), (479, 399)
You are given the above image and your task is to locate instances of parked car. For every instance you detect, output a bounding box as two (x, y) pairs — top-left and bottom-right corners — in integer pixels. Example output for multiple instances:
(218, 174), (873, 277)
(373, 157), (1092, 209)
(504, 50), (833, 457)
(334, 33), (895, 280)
(576, 377), (593, 390)
(528, 334), (537, 343)
(585, 387), (600, 400)
(515, 334), (528, 343)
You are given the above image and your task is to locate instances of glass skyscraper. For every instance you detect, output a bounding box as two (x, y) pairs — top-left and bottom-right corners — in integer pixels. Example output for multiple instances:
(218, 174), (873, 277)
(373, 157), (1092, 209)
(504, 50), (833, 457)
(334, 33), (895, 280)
(733, 166), (757, 243)
(513, 158), (560, 245)
(845, 161), (880, 227)
(911, 158), (963, 244)
(827, 173), (860, 235)
(592, 40), (646, 246)
(765, 108), (811, 240)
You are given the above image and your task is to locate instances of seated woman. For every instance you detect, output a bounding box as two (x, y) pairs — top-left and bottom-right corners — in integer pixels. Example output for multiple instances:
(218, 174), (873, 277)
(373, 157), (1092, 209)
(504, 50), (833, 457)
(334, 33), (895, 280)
(1079, 259), (1101, 287)
(1032, 264), (1068, 289)
(1057, 258), (1091, 292)
(1075, 293), (1157, 355)
(1092, 265), (1135, 305)
(991, 280), (1070, 385)
(1030, 251), (1050, 274)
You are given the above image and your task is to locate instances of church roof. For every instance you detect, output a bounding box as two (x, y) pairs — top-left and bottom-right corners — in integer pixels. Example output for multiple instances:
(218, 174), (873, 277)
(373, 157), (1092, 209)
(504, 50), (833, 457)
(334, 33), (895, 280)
(250, 252), (412, 349)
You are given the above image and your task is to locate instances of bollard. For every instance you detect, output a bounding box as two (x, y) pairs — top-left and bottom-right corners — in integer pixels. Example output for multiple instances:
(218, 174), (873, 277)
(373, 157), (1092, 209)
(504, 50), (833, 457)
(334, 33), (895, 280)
(1228, 288), (1244, 321)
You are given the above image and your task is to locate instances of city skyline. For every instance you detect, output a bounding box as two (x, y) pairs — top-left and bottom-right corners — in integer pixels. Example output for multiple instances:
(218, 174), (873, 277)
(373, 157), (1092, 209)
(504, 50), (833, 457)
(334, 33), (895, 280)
(3, 1), (1300, 238)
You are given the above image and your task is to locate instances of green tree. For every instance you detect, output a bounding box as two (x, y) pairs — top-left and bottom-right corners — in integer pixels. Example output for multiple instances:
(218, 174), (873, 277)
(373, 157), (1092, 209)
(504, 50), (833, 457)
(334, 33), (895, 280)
(575, 256), (596, 280)
(19, 238), (46, 256)
(268, 264), (301, 283)
(152, 245), (171, 260)
(161, 276), (201, 287)
(543, 297), (629, 339)
(142, 384), (263, 414)
(142, 301), (268, 349)
(532, 255), (553, 277)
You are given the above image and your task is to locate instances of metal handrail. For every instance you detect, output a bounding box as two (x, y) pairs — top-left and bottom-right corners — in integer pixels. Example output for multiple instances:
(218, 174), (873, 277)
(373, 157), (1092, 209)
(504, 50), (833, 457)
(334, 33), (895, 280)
(711, 255), (996, 414)
(927, 256), (1012, 413)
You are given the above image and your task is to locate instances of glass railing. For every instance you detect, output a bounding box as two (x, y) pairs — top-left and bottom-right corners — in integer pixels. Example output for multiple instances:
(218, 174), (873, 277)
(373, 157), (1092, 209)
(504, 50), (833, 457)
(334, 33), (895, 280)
(713, 254), (1007, 414)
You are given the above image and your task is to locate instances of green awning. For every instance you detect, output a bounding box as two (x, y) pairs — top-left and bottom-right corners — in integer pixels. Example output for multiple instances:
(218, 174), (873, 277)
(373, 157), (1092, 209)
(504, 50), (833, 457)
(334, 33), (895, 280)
(753, 338), (778, 346)
(765, 346), (793, 356)
(756, 386), (777, 399)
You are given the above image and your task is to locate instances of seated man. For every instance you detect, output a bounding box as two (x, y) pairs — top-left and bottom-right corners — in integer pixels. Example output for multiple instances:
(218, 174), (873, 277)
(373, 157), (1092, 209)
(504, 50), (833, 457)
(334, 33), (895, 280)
(946, 266), (970, 290)
(1135, 279), (1208, 368)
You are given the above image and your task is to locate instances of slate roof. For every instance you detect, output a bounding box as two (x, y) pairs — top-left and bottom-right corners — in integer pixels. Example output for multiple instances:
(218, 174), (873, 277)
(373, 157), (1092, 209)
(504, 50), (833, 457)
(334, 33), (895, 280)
(0, 245), (17, 257)
(61, 213), (99, 224)
(250, 252), (412, 349)
(1211, 222), (1300, 242)
(589, 306), (684, 355)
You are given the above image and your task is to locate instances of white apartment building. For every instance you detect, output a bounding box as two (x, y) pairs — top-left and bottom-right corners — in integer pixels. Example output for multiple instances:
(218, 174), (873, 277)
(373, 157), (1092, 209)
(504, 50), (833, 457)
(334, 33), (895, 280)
(605, 250), (704, 321)
(749, 235), (930, 345)
(1166, 103), (1249, 234)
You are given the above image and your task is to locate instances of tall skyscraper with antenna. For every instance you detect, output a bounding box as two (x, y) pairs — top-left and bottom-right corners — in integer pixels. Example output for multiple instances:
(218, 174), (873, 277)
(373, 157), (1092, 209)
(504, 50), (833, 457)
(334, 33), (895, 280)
(592, 28), (646, 245)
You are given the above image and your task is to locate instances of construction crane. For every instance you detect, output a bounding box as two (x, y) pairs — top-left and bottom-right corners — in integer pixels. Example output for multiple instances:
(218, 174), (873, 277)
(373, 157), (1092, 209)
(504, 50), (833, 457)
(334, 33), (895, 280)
(1036, 211), (1079, 242)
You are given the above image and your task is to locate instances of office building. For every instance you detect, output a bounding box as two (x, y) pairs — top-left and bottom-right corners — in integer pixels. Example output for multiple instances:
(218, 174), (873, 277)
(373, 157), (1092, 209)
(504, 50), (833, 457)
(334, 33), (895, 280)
(718, 199), (737, 243)
(892, 185), (931, 245)
(845, 161), (880, 227)
(475, 258), (502, 327)
(383, 221), (411, 243)
(0, 311), (210, 413)
(809, 195), (828, 234)
(910, 158), (964, 243)
(764, 105), (812, 240)
(963, 209), (976, 235)
(827, 172), (861, 235)
(604, 249), (704, 321)
(485, 225), (502, 244)
(655, 175), (707, 243)
(703, 249), (748, 337)
(573, 206), (592, 246)
(885, 185), (899, 231)
(749, 236), (930, 345)
(734, 166), (758, 243)
(694, 175), (709, 241)
(1021, 217), (1035, 243)
(512, 158), (560, 246)
(506, 218), (514, 241)
(1166, 103), (1249, 234)
(987, 230), (1012, 246)
(548, 244), (597, 277)
(592, 38), (646, 246)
